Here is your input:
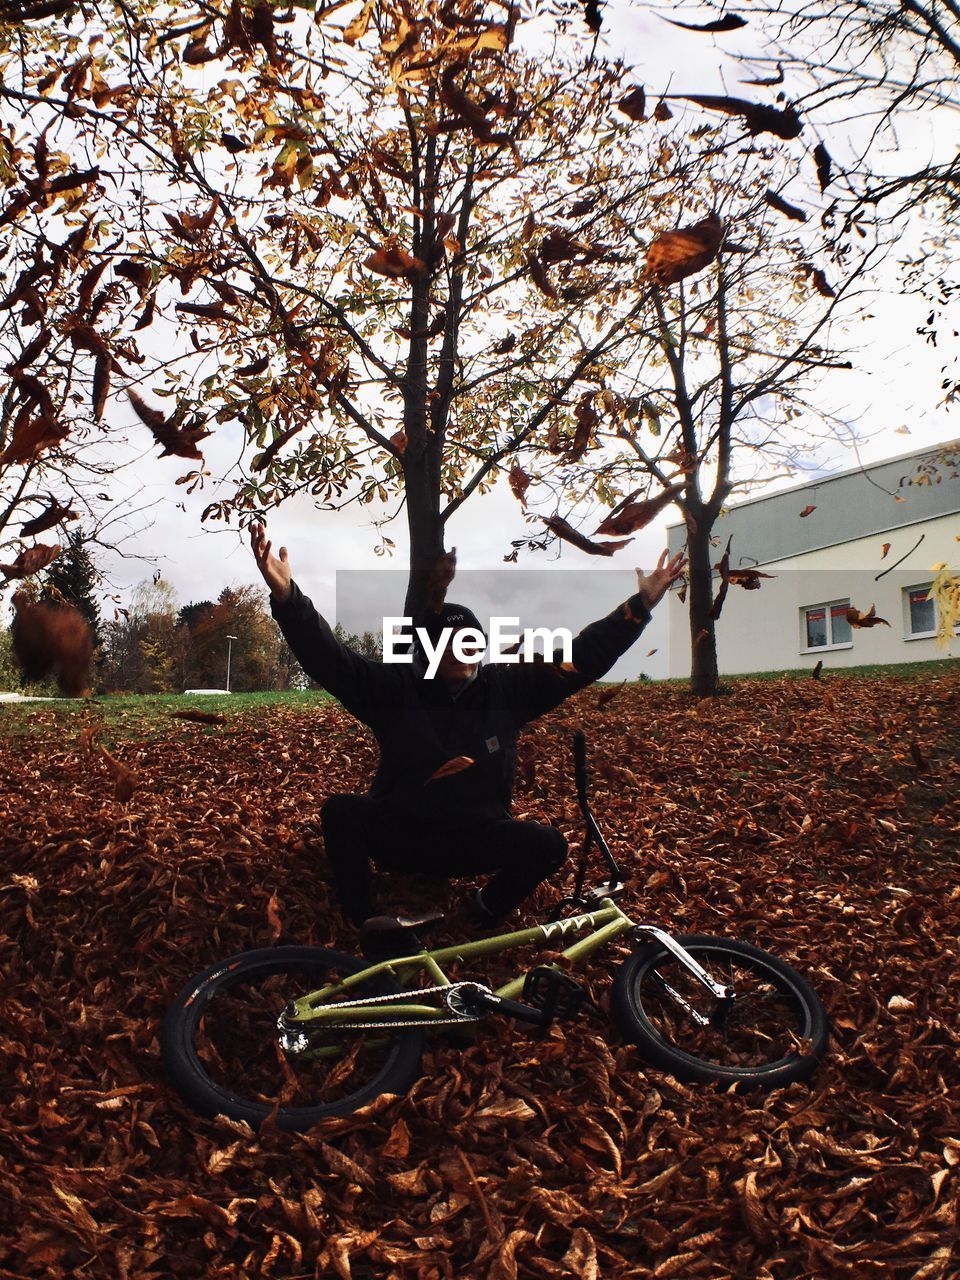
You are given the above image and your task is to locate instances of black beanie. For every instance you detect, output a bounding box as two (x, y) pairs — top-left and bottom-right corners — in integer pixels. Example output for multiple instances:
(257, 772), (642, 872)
(414, 602), (486, 643)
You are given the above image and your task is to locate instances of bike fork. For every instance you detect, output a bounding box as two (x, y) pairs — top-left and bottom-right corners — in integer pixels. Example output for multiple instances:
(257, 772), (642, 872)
(632, 926), (733, 1002)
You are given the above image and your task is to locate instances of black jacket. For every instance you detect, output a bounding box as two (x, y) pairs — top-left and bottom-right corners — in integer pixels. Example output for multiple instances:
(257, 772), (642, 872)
(272, 582), (651, 827)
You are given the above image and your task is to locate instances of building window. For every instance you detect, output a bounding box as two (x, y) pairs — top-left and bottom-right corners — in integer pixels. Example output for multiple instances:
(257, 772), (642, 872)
(802, 600), (853, 651)
(904, 584), (937, 638)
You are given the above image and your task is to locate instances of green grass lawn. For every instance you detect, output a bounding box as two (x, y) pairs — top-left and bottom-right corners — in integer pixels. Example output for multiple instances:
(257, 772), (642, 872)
(1, 655), (956, 739)
(0, 688), (332, 738)
(657, 656), (960, 683)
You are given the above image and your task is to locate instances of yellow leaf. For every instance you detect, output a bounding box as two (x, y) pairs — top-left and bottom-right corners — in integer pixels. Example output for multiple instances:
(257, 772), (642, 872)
(343, 0), (373, 45)
(448, 25), (510, 55)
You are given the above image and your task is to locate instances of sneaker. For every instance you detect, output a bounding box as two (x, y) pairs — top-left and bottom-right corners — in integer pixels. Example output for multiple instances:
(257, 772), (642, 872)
(466, 887), (498, 928)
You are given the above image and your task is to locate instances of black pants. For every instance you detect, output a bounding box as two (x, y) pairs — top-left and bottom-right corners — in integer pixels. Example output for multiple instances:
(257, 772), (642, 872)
(318, 793), (568, 926)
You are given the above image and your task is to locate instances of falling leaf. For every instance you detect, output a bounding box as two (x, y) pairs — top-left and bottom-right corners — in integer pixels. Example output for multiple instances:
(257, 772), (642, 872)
(342, 0), (373, 44)
(425, 548), (457, 612)
(98, 744), (136, 802)
(180, 194), (220, 233)
(494, 333), (517, 354)
(665, 14), (748, 32)
(742, 64), (784, 87)
(171, 710), (227, 726)
(595, 485), (680, 536)
(389, 429), (408, 455)
(128, 389), (210, 460)
(727, 567), (774, 589)
(266, 890), (283, 942)
(618, 87), (647, 121)
(646, 648), (658, 656)
(765, 190), (807, 222)
(364, 246), (427, 279)
(845, 604), (890, 628)
(10, 590), (93, 695)
(0, 398), (66, 466)
(509, 461), (530, 504)
(0, 542), (61, 579)
(114, 259), (153, 295)
(20, 501), (78, 537)
(807, 267), (836, 298)
(543, 515), (632, 556)
(92, 351), (111, 421)
(799, 505), (816, 518)
(237, 353), (271, 377)
(813, 142), (833, 191)
(596, 681), (625, 708)
(526, 254), (557, 299)
(678, 94), (803, 139)
(252, 424), (304, 472)
(175, 302), (235, 322)
(646, 215), (724, 286)
(426, 756), (475, 782)
(881, 543), (891, 559)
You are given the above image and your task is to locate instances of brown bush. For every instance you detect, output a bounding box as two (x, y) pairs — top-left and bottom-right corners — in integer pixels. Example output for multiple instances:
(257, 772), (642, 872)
(10, 589), (93, 696)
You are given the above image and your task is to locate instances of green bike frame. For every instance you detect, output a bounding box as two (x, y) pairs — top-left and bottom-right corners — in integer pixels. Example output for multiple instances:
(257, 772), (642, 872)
(286, 899), (635, 1029)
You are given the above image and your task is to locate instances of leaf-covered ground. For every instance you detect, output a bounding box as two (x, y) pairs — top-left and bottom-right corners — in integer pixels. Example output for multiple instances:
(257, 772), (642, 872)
(2, 673), (959, 1279)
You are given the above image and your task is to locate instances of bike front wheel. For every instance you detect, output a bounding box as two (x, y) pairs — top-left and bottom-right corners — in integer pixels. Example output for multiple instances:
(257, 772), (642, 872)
(612, 933), (828, 1090)
(161, 946), (424, 1130)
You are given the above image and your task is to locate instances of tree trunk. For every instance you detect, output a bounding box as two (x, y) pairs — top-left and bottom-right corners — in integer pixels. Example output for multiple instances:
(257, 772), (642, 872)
(402, 433), (446, 619)
(687, 509), (720, 697)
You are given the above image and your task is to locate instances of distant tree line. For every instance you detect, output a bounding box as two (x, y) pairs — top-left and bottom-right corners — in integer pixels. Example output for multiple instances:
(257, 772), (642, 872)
(1, 533), (378, 695)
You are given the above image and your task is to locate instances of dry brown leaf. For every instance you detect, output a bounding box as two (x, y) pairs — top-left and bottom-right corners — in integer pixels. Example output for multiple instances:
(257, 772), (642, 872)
(98, 744), (136, 802)
(0, 542), (61, 579)
(426, 756), (475, 782)
(646, 215), (724, 286)
(544, 515), (633, 556)
(364, 246), (427, 280)
(846, 603), (891, 628)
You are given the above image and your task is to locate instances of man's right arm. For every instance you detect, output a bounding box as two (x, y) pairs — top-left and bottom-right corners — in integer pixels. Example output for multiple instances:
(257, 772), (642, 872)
(271, 581), (394, 725)
(250, 522), (394, 724)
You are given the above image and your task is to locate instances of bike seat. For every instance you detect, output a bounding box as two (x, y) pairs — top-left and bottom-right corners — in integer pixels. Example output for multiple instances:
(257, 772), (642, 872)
(360, 911), (445, 945)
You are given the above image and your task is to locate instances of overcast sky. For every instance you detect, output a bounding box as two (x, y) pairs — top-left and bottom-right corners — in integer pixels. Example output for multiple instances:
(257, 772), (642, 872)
(78, 2), (959, 679)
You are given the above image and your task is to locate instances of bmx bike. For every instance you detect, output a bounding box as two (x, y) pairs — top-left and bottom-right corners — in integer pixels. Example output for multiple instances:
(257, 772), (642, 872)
(162, 732), (828, 1131)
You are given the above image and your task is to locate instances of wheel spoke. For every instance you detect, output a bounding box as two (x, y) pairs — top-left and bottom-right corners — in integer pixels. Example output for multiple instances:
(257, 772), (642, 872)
(625, 940), (819, 1075)
(163, 947), (424, 1127)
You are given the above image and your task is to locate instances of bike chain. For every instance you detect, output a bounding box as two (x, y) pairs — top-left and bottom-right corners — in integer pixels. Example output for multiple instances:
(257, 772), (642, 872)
(280, 980), (488, 1033)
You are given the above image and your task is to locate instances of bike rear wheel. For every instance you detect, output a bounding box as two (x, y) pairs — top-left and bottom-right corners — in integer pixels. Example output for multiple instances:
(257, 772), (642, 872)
(612, 933), (827, 1090)
(161, 946), (424, 1130)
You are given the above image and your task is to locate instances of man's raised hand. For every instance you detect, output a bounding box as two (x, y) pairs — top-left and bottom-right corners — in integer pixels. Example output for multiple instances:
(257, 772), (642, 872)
(636, 550), (687, 611)
(250, 522), (292, 604)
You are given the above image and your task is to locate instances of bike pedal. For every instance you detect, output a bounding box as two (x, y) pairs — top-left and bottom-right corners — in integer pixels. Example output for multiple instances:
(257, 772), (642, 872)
(523, 966), (586, 1022)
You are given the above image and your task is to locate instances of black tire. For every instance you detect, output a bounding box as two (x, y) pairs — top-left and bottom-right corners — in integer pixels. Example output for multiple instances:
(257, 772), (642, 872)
(612, 933), (828, 1090)
(161, 946), (424, 1130)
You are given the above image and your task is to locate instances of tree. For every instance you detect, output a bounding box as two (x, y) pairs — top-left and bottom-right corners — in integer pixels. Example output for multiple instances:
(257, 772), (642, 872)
(186, 584), (289, 691)
(334, 621), (384, 662)
(99, 577), (179, 692)
(40, 527), (101, 644)
(1, 2), (674, 614)
(513, 141), (882, 695)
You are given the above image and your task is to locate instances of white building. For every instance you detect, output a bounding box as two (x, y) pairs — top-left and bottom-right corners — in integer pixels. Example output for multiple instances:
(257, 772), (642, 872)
(666, 443), (960, 677)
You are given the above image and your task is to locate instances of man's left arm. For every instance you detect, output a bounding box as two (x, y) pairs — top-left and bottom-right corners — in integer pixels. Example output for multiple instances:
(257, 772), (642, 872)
(500, 551), (686, 726)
